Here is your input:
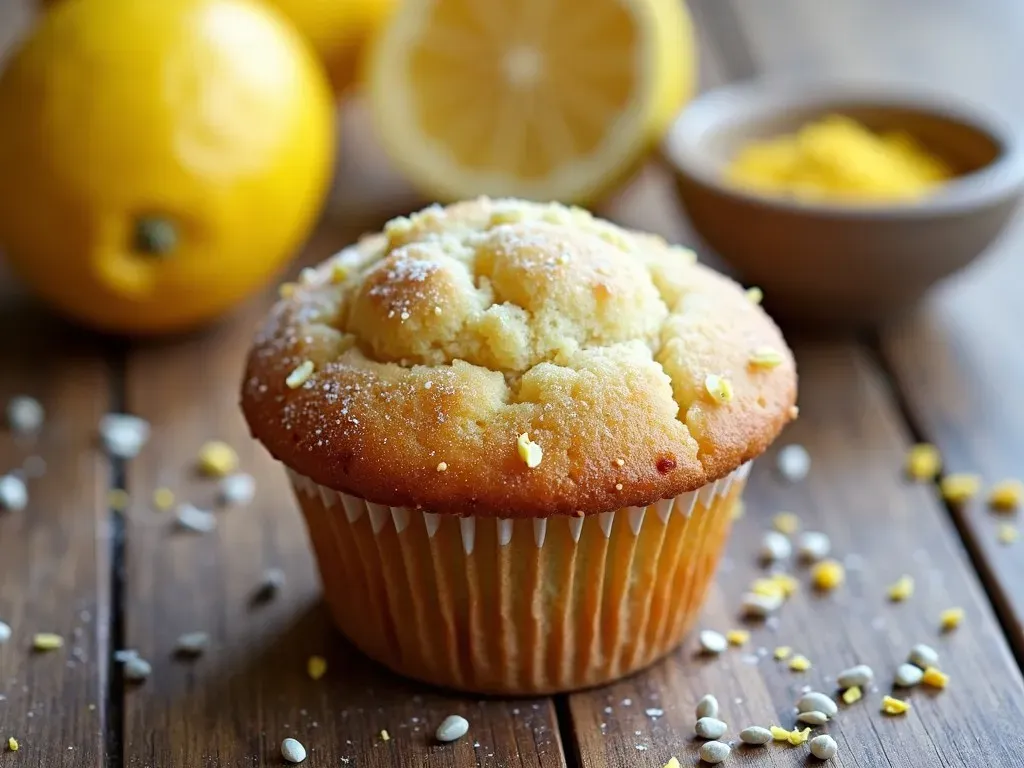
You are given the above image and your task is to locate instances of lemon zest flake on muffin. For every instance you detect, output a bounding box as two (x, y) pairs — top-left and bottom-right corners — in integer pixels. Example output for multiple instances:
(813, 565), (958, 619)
(704, 374), (734, 404)
(286, 360), (315, 389)
(517, 433), (543, 469)
(749, 346), (784, 369)
(906, 443), (941, 481)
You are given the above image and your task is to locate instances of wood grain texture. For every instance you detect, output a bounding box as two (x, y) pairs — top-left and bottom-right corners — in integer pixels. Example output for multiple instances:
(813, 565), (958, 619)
(568, 342), (1024, 767)
(0, 263), (111, 767)
(120, 224), (565, 768)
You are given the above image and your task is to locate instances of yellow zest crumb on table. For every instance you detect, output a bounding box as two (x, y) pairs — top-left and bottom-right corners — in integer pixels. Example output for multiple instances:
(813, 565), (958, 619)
(286, 360), (315, 389)
(887, 574), (915, 602)
(770, 573), (799, 597)
(751, 577), (785, 599)
(940, 607), (965, 631)
(278, 282), (297, 299)
(788, 654), (812, 671)
(811, 559), (845, 590)
(380, 729), (390, 742)
(704, 373), (734, 404)
(726, 629), (750, 646)
(517, 433), (543, 468)
(153, 487), (175, 511)
(307, 655), (327, 681)
(746, 286), (763, 304)
(107, 488), (130, 511)
(940, 473), (981, 504)
(7, 737), (18, 752)
(749, 346), (784, 369)
(32, 633), (64, 651)
(881, 695), (911, 715)
(998, 523), (1019, 545)
(773, 512), (799, 534)
(663, 759), (681, 768)
(773, 646), (792, 660)
(988, 479), (1024, 511)
(842, 685), (863, 704)
(788, 727), (812, 745)
(922, 666), (949, 689)
(770, 725), (791, 741)
(197, 441), (239, 478)
(905, 443), (941, 481)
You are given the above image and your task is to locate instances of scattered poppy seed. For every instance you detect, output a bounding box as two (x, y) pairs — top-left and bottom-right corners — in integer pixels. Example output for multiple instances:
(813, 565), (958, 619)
(810, 734), (838, 760)
(286, 361), (315, 389)
(281, 737), (306, 763)
(435, 714), (469, 742)
(307, 655), (327, 681)
(776, 445), (810, 482)
(0, 474), (28, 512)
(33, 633), (64, 651)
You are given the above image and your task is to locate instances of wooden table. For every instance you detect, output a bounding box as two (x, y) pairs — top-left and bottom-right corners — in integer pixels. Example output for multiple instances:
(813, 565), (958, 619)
(3, 1), (1024, 766)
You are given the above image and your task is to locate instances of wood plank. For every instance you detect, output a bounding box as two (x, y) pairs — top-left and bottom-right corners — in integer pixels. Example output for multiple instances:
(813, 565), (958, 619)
(568, 341), (1024, 767)
(120, 223), (565, 768)
(0, 262), (112, 766)
(721, 0), (1024, 676)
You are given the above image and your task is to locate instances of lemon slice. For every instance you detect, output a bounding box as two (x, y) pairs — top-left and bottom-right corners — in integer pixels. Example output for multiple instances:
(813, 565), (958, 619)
(366, 0), (695, 203)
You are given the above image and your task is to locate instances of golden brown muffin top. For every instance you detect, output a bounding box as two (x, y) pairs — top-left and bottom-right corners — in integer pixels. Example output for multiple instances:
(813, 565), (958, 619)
(241, 198), (797, 518)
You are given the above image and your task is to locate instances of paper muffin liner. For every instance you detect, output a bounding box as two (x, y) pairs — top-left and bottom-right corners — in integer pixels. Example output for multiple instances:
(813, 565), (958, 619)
(285, 462), (751, 694)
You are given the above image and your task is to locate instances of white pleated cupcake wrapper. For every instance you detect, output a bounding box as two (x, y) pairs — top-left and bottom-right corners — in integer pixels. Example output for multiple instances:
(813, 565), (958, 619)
(286, 461), (751, 556)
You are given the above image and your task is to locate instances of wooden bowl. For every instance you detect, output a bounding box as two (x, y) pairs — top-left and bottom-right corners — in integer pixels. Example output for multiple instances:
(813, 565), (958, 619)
(662, 80), (1024, 325)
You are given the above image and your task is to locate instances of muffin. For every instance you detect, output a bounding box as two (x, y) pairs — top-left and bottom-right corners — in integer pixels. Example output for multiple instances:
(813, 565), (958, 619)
(241, 198), (797, 694)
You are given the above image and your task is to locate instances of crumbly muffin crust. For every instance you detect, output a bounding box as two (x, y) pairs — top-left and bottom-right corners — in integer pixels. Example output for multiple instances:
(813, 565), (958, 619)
(241, 198), (796, 518)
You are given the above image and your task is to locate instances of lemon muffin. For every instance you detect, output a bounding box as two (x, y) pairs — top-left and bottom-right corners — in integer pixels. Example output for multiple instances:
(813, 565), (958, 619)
(241, 198), (797, 694)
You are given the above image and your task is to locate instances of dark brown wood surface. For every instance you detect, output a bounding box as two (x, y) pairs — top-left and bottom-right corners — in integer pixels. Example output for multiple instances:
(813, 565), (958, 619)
(2, 0), (1024, 766)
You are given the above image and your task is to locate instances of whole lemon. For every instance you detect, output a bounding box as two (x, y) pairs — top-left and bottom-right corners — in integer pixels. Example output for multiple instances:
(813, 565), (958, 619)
(0, 0), (335, 334)
(264, 0), (397, 94)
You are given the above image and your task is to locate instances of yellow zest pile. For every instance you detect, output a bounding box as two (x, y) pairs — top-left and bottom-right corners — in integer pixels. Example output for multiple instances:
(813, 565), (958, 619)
(7, 737), (18, 752)
(906, 443), (941, 481)
(940, 607), (965, 631)
(811, 559), (845, 590)
(771, 725), (812, 745)
(788, 654), (812, 672)
(724, 114), (951, 203)
(887, 574), (915, 602)
(773, 646), (792, 660)
(988, 479), (1024, 511)
(842, 686), (863, 704)
(940, 473), (981, 504)
(197, 441), (239, 477)
(726, 629), (750, 646)
(770, 725), (791, 742)
(881, 695), (911, 715)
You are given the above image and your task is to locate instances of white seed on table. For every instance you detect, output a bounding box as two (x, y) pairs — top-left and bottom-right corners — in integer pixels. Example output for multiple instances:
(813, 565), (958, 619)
(810, 734), (838, 760)
(219, 473), (256, 506)
(0, 474), (28, 512)
(281, 738), (307, 764)
(699, 630), (728, 654)
(696, 694), (719, 720)
(123, 656), (152, 682)
(777, 444), (811, 482)
(837, 664), (874, 689)
(0, 620), (11, 644)
(759, 531), (792, 561)
(740, 726), (772, 745)
(895, 662), (924, 687)
(113, 649), (138, 662)
(694, 717), (728, 740)
(176, 503), (217, 533)
(797, 692), (838, 718)
(909, 643), (939, 669)
(797, 531), (831, 561)
(6, 396), (44, 434)
(175, 631), (210, 656)
(797, 710), (829, 726)
(435, 714), (469, 742)
(741, 591), (783, 617)
(699, 740), (731, 764)
(98, 414), (151, 459)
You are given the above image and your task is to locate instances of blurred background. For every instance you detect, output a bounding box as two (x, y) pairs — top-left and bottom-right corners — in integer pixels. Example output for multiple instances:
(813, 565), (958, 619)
(1, 0), (1023, 333)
